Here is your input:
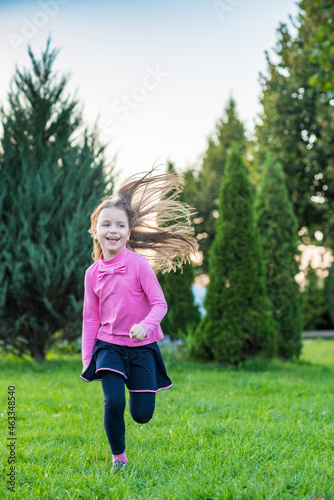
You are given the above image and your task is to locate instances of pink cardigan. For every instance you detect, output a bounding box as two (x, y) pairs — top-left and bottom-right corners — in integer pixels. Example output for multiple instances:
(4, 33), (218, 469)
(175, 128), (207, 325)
(81, 247), (167, 364)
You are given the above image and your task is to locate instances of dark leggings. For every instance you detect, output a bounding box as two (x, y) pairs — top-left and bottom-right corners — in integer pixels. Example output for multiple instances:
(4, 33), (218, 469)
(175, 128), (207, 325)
(101, 370), (156, 455)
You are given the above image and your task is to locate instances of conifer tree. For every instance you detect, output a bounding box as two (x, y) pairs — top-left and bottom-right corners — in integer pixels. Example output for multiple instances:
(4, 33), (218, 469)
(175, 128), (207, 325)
(0, 39), (113, 360)
(157, 162), (200, 338)
(192, 145), (277, 363)
(183, 98), (247, 273)
(255, 152), (303, 358)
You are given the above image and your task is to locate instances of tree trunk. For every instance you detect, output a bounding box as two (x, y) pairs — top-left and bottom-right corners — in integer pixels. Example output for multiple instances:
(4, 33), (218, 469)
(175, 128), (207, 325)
(28, 330), (46, 362)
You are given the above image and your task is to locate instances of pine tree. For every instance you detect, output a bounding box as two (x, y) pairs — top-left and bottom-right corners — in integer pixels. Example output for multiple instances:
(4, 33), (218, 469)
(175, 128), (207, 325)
(255, 152), (303, 358)
(183, 98), (247, 274)
(191, 145), (277, 363)
(0, 39), (114, 360)
(157, 162), (200, 338)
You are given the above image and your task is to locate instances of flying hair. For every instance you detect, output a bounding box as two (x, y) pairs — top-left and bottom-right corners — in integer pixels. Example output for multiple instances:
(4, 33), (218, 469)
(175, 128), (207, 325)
(90, 167), (198, 272)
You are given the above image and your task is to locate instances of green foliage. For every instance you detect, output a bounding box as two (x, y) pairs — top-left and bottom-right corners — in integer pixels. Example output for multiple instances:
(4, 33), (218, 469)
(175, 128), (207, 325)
(305, 0), (334, 96)
(158, 262), (200, 339)
(303, 264), (331, 330)
(325, 260), (334, 328)
(192, 146), (277, 363)
(183, 98), (247, 273)
(1, 340), (334, 499)
(0, 39), (113, 360)
(255, 152), (303, 359)
(256, 0), (334, 245)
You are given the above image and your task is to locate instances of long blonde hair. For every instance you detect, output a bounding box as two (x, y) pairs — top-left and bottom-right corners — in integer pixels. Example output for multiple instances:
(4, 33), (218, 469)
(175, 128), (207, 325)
(89, 167), (198, 272)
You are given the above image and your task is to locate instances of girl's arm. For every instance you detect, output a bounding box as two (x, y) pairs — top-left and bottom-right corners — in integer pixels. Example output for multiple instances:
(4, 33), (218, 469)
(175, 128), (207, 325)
(137, 259), (168, 336)
(82, 270), (100, 365)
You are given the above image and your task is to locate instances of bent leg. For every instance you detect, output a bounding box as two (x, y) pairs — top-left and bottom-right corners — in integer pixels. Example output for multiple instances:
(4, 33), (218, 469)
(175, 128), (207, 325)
(100, 371), (126, 454)
(129, 391), (156, 424)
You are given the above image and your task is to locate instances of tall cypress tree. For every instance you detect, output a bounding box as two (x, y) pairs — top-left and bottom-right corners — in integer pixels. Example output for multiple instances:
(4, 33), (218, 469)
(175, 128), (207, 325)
(255, 152), (303, 359)
(192, 145), (277, 363)
(0, 39), (114, 360)
(183, 98), (247, 274)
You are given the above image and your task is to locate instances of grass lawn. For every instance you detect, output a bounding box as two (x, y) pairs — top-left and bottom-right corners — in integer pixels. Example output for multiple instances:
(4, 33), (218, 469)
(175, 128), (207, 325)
(1, 339), (333, 499)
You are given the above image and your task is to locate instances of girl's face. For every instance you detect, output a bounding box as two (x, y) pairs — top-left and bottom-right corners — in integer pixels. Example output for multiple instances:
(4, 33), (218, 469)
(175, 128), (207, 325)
(93, 206), (130, 260)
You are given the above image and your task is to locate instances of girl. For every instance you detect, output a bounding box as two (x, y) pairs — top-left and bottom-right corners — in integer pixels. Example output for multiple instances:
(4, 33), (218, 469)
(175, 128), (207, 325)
(80, 168), (197, 471)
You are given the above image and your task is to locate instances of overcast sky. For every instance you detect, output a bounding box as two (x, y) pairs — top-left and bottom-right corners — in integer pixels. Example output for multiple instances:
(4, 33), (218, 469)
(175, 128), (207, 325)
(0, 0), (299, 182)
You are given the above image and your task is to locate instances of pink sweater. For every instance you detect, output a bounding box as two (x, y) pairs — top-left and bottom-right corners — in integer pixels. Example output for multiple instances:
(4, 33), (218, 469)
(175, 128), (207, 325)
(81, 247), (168, 364)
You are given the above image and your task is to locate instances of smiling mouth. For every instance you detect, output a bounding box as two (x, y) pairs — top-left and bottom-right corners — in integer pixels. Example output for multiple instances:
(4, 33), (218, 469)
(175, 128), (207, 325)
(106, 237), (120, 241)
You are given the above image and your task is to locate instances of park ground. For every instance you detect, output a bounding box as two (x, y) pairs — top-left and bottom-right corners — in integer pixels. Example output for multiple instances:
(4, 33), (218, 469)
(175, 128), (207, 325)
(0, 339), (333, 499)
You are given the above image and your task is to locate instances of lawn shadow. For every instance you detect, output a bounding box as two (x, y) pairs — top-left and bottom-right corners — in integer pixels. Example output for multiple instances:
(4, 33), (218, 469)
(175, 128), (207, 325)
(0, 351), (82, 375)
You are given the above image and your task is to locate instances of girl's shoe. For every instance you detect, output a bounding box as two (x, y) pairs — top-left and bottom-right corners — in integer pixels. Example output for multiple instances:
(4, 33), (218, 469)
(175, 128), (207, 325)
(113, 459), (127, 471)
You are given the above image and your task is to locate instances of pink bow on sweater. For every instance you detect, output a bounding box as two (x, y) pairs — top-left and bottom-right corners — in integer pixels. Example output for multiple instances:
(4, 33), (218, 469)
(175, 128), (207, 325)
(98, 264), (126, 281)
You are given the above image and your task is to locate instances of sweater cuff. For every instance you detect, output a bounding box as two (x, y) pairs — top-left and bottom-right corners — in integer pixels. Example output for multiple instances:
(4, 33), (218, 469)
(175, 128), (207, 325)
(82, 355), (93, 365)
(138, 321), (153, 337)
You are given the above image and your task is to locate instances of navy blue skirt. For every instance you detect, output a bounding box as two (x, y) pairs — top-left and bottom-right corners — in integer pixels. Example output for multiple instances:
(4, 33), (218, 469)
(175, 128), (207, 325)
(80, 340), (173, 393)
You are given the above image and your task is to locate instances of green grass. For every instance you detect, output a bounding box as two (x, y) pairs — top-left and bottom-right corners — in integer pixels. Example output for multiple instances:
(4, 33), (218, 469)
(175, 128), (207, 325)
(1, 339), (334, 499)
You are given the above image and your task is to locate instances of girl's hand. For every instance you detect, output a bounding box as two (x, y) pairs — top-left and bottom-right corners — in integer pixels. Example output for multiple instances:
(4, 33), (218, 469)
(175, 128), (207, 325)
(82, 364), (90, 374)
(129, 324), (147, 341)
